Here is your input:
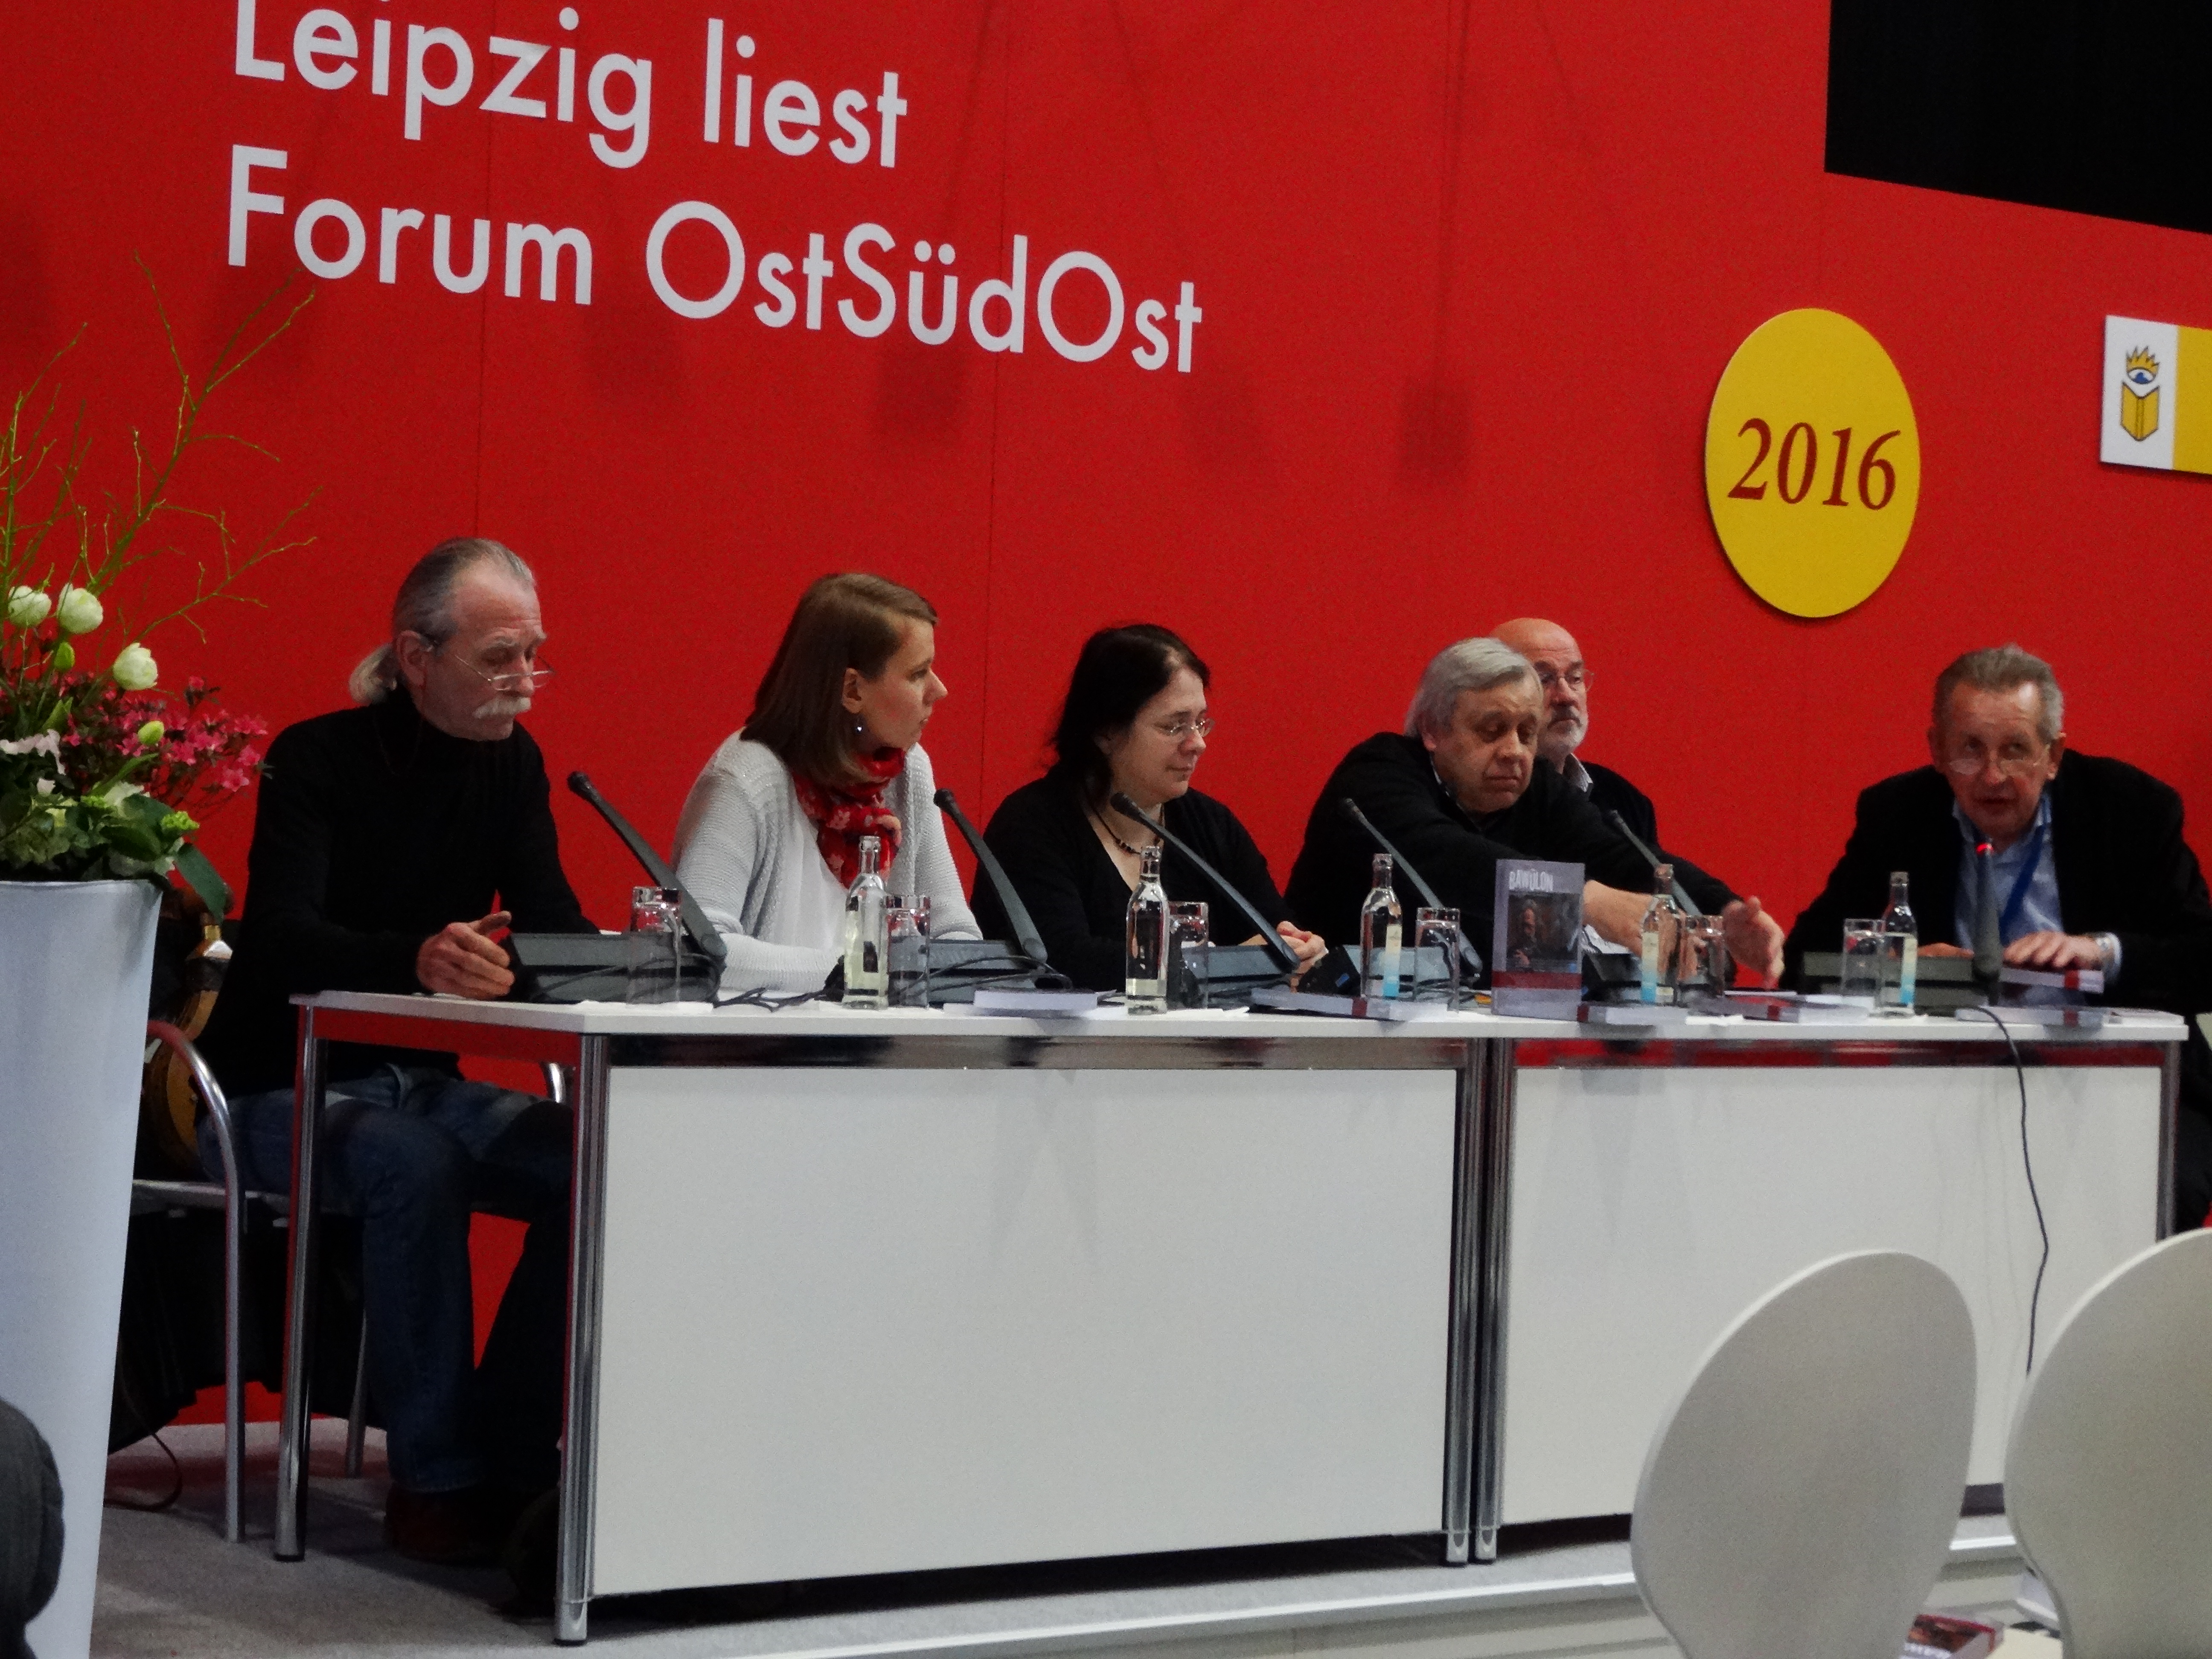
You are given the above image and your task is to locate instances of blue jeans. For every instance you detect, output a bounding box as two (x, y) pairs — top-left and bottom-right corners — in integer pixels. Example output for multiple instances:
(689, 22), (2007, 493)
(204, 1066), (572, 1494)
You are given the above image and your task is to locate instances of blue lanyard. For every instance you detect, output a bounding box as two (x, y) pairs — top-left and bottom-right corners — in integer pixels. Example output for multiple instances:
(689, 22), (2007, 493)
(1994, 820), (2048, 936)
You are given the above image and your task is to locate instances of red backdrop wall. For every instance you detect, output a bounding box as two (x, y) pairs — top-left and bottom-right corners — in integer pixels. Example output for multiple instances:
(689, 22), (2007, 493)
(9, 0), (2212, 956)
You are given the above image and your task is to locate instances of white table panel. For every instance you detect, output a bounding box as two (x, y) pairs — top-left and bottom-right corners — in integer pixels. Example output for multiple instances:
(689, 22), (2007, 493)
(591, 1065), (1459, 1595)
(1499, 1060), (2161, 1523)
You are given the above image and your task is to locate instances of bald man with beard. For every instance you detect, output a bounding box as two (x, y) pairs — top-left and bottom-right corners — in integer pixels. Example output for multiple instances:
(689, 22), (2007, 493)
(1493, 618), (1660, 850)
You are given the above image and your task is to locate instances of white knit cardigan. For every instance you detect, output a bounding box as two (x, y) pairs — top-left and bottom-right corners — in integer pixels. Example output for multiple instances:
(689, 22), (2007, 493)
(672, 734), (980, 992)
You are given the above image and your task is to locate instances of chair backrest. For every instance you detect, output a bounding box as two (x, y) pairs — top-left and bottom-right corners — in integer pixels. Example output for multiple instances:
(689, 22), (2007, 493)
(2005, 1228), (2212, 1659)
(1630, 1251), (1977, 1659)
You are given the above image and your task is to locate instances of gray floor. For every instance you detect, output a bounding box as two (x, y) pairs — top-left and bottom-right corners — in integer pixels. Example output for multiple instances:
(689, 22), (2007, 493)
(95, 1424), (2023, 1659)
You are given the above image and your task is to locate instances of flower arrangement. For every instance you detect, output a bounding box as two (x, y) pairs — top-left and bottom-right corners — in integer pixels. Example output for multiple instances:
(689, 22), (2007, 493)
(0, 265), (313, 912)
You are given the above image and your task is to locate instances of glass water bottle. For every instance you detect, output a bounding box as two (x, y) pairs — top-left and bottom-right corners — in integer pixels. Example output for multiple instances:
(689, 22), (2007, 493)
(1125, 844), (1169, 1013)
(842, 834), (889, 1010)
(1639, 863), (1684, 1006)
(1880, 869), (1918, 1011)
(1360, 853), (1404, 1001)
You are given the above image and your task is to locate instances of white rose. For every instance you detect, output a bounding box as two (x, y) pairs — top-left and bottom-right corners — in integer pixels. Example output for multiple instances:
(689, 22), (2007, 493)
(54, 585), (104, 635)
(6, 586), (50, 628)
(111, 642), (158, 690)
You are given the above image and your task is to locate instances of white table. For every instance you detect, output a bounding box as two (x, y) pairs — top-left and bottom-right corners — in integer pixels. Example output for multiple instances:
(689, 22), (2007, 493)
(269, 996), (2181, 1642)
(1478, 1011), (2181, 1556)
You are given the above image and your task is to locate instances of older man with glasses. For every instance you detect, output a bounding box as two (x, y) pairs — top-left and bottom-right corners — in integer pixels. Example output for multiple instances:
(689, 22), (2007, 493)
(1493, 617), (1661, 850)
(197, 536), (595, 1569)
(1784, 643), (2212, 1227)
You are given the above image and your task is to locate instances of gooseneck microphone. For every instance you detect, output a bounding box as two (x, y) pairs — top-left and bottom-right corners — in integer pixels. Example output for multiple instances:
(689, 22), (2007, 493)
(567, 771), (728, 966)
(1109, 792), (1302, 973)
(933, 788), (1067, 985)
(1605, 809), (1700, 918)
(1338, 796), (1484, 974)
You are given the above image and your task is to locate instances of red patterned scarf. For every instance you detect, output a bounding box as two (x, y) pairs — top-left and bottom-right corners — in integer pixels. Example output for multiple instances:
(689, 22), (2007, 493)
(792, 748), (906, 885)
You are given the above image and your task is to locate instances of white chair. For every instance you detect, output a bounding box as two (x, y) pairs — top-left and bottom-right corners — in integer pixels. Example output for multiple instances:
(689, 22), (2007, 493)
(1630, 1251), (1978, 1659)
(2005, 1228), (2212, 1658)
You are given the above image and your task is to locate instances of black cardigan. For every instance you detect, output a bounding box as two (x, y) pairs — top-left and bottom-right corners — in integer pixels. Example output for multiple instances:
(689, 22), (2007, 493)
(197, 692), (595, 1095)
(1283, 732), (1735, 955)
(973, 773), (1292, 992)
(1584, 760), (1659, 851)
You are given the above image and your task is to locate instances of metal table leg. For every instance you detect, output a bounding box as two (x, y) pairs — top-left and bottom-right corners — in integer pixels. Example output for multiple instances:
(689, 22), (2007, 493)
(275, 1007), (325, 1560)
(1441, 1038), (1486, 1564)
(2158, 1041), (2181, 1239)
(556, 1035), (611, 1644)
(1471, 1038), (1518, 1563)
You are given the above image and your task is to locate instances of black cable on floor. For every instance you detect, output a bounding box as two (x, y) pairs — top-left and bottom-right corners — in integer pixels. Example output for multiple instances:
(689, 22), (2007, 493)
(105, 1371), (186, 1513)
(1964, 1006), (2050, 1374)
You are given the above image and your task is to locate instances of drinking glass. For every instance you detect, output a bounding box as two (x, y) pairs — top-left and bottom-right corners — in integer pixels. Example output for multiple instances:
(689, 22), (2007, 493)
(1415, 907), (1463, 1008)
(1683, 915), (1730, 1004)
(887, 894), (932, 1008)
(1839, 917), (1884, 1006)
(1168, 901), (1211, 1009)
(626, 885), (682, 1004)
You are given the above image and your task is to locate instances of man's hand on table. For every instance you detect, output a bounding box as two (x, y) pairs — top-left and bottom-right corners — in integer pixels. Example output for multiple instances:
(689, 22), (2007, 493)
(1720, 896), (1785, 987)
(1581, 882), (1646, 950)
(416, 910), (515, 998)
(2004, 930), (2110, 972)
(1922, 936), (2111, 970)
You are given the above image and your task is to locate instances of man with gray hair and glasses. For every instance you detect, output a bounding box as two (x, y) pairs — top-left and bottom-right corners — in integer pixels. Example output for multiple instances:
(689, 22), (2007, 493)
(1286, 637), (1785, 978)
(197, 536), (594, 1568)
(1784, 643), (2212, 1226)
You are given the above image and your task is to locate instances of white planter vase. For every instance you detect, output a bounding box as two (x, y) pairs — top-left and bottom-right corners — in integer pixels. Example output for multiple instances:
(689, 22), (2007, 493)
(0, 879), (160, 1659)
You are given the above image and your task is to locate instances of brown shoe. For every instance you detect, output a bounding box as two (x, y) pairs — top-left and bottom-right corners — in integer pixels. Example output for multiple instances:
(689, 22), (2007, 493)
(384, 1484), (501, 1565)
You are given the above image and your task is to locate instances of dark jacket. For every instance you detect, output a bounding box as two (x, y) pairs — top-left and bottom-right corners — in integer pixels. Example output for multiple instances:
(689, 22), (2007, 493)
(198, 691), (595, 1095)
(1583, 760), (1658, 852)
(1283, 732), (1734, 960)
(1783, 750), (2212, 1228)
(974, 773), (1291, 992)
(1782, 752), (2212, 1011)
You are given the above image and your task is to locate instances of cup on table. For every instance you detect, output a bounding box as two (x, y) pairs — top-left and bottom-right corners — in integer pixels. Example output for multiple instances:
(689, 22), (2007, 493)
(887, 894), (931, 1008)
(1167, 901), (1211, 1009)
(1683, 914), (1729, 1004)
(625, 885), (683, 1004)
(1839, 917), (1884, 1007)
(1415, 906), (1464, 1008)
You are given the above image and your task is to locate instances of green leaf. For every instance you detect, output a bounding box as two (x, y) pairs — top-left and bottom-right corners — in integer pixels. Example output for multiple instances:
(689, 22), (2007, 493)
(173, 841), (231, 917)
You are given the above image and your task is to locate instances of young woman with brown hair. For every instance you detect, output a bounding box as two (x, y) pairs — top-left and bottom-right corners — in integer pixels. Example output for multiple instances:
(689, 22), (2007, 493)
(674, 573), (980, 991)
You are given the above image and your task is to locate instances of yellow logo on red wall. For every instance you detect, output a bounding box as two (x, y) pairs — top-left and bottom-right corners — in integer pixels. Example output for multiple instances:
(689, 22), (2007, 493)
(1704, 309), (1921, 619)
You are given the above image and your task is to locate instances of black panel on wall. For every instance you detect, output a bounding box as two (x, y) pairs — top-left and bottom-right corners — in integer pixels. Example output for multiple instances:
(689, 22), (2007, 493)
(1826, 0), (2212, 236)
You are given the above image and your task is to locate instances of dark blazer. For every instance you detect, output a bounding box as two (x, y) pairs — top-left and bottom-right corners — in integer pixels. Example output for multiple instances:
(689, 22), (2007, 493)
(1784, 751), (2212, 1228)
(974, 773), (1292, 992)
(1283, 732), (1735, 961)
(1782, 752), (2212, 1012)
(1583, 760), (1658, 851)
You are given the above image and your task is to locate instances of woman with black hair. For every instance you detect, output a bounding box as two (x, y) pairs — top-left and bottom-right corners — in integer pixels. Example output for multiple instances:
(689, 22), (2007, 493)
(975, 624), (1324, 991)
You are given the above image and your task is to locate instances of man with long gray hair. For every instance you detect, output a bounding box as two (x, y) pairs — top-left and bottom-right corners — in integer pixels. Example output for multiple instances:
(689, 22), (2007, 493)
(1785, 643), (2212, 1227)
(197, 537), (595, 1566)
(1285, 637), (1784, 978)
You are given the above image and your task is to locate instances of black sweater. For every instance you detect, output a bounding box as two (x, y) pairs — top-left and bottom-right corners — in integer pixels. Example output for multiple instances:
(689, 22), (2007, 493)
(1283, 732), (1734, 959)
(973, 773), (1292, 992)
(197, 692), (594, 1095)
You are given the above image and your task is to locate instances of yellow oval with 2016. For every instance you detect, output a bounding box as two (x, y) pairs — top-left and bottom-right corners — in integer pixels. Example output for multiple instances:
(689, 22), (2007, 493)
(1704, 309), (1921, 619)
